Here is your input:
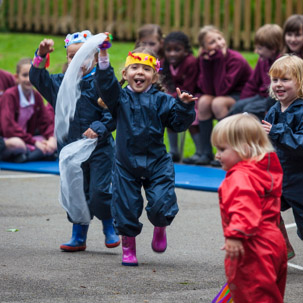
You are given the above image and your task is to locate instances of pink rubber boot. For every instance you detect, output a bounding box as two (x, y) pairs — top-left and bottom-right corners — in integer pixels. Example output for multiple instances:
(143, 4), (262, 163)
(122, 236), (138, 266)
(152, 226), (167, 253)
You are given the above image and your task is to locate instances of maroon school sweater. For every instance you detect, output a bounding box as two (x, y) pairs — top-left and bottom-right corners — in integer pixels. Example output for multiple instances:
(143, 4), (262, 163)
(161, 54), (198, 98)
(0, 69), (16, 96)
(240, 54), (279, 99)
(0, 86), (54, 145)
(197, 49), (252, 96)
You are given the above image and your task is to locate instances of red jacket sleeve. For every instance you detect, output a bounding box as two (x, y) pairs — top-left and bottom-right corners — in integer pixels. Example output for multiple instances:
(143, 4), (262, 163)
(219, 171), (262, 239)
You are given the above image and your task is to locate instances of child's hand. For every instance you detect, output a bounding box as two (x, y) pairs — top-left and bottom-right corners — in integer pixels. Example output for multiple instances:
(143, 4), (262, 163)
(202, 49), (216, 60)
(176, 87), (198, 104)
(45, 136), (57, 155)
(35, 140), (48, 154)
(262, 120), (272, 134)
(222, 238), (244, 260)
(83, 128), (98, 139)
(98, 32), (112, 51)
(37, 39), (54, 57)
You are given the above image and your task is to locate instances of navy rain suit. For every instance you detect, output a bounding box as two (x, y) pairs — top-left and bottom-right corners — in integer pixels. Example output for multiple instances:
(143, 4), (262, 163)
(265, 98), (303, 239)
(94, 65), (195, 237)
(29, 65), (116, 222)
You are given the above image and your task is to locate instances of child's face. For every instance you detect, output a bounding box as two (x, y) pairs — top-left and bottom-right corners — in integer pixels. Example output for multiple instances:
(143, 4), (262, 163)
(66, 43), (97, 76)
(16, 63), (32, 95)
(164, 41), (188, 67)
(203, 31), (226, 53)
(215, 144), (242, 171)
(271, 73), (299, 106)
(255, 44), (277, 60)
(122, 63), (157, 93)
(139, 35), (163, 56)
(285, 29), (303, 54)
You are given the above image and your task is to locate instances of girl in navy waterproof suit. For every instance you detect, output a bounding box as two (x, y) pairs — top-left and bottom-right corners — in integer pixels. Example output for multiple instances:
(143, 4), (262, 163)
(29, 31), (120, 252)
(262, 54), (303, 259)
(94, 45), (196, 266)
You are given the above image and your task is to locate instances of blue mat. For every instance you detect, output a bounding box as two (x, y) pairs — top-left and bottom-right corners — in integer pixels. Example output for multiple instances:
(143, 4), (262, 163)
(0, 161), (225, 192)
(0, 160), (60, 175)
(174, 164), (225, 192)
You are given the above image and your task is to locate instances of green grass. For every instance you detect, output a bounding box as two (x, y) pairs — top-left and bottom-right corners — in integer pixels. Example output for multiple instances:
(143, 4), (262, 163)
(0, 33), (258, 158)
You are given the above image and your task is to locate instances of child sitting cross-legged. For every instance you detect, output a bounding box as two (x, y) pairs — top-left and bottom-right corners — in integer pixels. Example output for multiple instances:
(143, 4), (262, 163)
(228, 24), (283, 120)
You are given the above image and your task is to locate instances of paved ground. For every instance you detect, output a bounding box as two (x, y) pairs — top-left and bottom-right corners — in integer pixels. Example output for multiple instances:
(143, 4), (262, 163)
(0, 169), (302, 303)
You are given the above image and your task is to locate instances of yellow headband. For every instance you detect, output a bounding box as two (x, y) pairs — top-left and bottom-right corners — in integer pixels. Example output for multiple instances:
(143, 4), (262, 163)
(125, 52), (160, 72)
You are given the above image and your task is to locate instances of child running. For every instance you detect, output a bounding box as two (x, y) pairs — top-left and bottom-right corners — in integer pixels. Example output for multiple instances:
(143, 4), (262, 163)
(212, 113), (287, 303)
(282, 14), (303, 58)
(29, 31), (120, 252)
(263, 54), (303, 259)
(0, 58), (57, 163)
(197, 25), (252, 166)
(160, 31), (199, 163)
(94, 44), (196, 266)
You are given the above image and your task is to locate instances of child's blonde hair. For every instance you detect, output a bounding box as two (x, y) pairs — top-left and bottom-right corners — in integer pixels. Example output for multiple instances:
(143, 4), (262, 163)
(211, 114), (274, 161)
(254, 24), (283, 52)
(268, 54), (303, 99)
(198, 25), (225, 48)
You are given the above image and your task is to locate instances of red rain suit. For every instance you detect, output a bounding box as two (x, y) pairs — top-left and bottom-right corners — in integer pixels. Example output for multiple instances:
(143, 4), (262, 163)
(218, 152), (287, 303)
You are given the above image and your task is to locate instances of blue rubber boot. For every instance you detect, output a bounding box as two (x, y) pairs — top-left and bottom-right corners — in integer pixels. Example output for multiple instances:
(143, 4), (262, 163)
(102, 219), (121, 248)
(60, 224), (89, 252)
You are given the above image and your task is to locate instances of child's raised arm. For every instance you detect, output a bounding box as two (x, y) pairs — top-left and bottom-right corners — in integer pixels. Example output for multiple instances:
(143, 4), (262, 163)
(37, 39), (55, 56)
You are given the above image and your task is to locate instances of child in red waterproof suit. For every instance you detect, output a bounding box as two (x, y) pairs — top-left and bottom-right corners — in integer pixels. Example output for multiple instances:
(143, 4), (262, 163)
(211, 113), (287, 303)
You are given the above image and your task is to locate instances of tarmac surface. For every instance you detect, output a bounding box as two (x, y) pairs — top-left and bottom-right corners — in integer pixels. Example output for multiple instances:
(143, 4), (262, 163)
(0, 169), (302, 303)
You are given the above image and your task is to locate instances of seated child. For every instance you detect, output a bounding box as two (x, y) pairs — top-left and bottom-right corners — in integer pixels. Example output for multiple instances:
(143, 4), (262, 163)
(282, 14), (303, 58)
(228, 24), (283, 120)
(196, 25), (252, 166)
(160, 31), (199, 163)
(0, 58), (57, 162)
(135, 23), (164, 60)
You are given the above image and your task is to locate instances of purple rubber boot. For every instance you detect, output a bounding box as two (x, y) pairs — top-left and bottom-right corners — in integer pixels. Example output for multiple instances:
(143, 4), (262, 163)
(122, 236), (138, 266)
(152, 226), (167, 253)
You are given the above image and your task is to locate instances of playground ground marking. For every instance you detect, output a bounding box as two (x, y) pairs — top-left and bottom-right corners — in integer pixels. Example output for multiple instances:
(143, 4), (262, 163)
(286, 223), (296, 229)
(288, 263), (303, 271)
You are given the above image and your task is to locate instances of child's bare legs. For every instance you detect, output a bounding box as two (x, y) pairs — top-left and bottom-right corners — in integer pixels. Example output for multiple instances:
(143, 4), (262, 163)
(2, 137), (27, 162)
(211, 96), (236, 120)
(197, 95), (214, 165)
(4, 137), (27, 152)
